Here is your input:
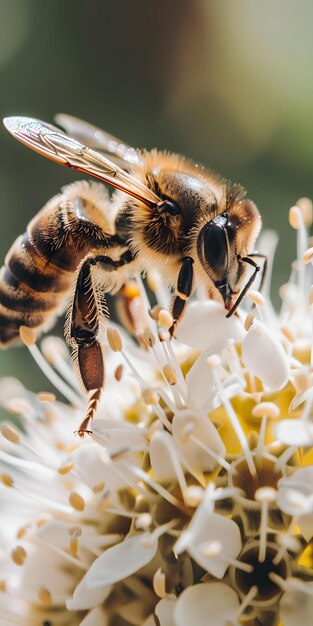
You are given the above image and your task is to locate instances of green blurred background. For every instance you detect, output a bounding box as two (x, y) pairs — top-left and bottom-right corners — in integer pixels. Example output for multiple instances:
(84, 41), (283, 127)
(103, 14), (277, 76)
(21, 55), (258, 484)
(0, 0), (313, 399)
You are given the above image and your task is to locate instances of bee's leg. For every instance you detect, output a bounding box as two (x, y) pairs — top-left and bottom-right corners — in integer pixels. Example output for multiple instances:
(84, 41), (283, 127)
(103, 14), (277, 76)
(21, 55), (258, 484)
(169, 257), (194, 338)
(67, 257), (106, 437)
(67, 248), (135, 436)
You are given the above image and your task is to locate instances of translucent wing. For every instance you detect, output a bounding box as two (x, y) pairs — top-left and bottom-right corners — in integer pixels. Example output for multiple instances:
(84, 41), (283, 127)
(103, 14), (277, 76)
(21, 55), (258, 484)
(55, 113), (141, 168)
(3, 117), (159, 207)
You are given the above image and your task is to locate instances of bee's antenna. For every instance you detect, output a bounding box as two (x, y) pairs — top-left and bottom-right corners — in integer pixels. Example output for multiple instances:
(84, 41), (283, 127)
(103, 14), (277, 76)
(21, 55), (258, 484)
(226, 256), (261, 318)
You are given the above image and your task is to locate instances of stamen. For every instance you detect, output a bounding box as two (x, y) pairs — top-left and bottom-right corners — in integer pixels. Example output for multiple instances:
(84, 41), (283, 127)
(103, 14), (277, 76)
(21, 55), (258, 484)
(41, 336), (82, 391)
(201, 540), (254, 573)
(189, 433), (232, 472)
(153, 568), (166, 598)
(252, 402), (280, 461)
(135, 513), (152, 530)
(27, 343), (81, 407)
(291, 206), (307, 309)
(297, 196), (313, 226)
(68, 527), (82, 557)
(236, 585), (259, 617)
(146, 271), (169, 309)
(255, 487), (277, 562)
(275, 445), (298, 472)
(162, 363), (177, 386)
(207, 356), (256, 476)
(184, 485), (203, 507)
(244, 311), (255, 331)
(121, 460), (186, 511)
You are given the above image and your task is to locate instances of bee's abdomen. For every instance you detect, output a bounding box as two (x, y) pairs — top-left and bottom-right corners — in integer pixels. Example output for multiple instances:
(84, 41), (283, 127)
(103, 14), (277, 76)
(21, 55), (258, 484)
(0, 207), (89, 347)
(0, 236), (74, 346)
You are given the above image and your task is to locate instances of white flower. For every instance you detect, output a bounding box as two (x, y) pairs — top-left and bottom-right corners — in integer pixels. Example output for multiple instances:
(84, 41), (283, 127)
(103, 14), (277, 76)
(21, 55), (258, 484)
(0, 199), (313, 625)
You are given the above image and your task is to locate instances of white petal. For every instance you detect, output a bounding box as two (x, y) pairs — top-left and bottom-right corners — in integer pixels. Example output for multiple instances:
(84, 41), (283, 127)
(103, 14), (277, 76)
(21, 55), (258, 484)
(280, 583), (313, 626)
(86, 533), (158, 588)
(68, 444), (125, 492)
(150, 431), (180, 481)
(174, 582), (240, 626)
(275, 419), (313, 446)
(185, 348), (216, 410)
(155, 597), (176, 626)
(175, 506), (241, 579)
(242, 319), (290, 391)
(172, 410), (226, 473)
(79, 606), (109, 626)
(277, 488), (312, 518)
(279, 467), (313, 492)
(92, 419), (148, 452)
(67, 574), (112, 610)
(175, 301), (244, 349)
(278, 468), (313, 540)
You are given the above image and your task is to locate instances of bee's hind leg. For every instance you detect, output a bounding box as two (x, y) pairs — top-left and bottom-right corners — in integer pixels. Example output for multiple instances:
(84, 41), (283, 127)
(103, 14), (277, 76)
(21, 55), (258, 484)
(67, 248), (136, 436)
(65, 256), (107, 436)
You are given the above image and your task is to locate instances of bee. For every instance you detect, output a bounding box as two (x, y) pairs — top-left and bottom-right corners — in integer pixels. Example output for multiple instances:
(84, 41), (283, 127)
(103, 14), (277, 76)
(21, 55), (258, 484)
(1, 114), (264, 435)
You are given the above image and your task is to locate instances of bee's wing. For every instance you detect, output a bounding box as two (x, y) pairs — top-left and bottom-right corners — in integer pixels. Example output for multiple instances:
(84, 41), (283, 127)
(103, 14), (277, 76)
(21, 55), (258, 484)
(55, 113), (141, 169)
(3, 117), (159, 207)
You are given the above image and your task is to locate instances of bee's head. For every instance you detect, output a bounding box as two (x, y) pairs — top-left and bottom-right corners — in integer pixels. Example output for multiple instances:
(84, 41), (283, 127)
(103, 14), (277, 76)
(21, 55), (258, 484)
(197, 198), (261, 313)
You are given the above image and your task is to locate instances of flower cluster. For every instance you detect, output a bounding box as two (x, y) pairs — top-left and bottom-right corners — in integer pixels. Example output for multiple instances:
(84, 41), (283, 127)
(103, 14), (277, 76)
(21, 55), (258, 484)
(0, 200), (313, 626)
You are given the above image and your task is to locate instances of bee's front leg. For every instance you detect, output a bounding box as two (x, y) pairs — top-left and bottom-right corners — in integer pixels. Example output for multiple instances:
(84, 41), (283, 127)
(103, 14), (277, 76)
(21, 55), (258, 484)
(169, 256), (194, 338)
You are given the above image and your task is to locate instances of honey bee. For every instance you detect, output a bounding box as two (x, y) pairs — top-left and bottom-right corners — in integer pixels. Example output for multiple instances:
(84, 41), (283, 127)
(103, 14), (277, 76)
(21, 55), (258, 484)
(1, 114), (264, 435)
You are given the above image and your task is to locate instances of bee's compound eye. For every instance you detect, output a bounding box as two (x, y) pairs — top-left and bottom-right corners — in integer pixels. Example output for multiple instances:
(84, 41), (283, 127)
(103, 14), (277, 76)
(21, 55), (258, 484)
(158, 199), (181, 216)
(197, 214), (228, 276)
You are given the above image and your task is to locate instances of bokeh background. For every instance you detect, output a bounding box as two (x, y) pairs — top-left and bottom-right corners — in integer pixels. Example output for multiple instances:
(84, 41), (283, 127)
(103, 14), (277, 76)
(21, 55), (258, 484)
(0, 0), (313, 405)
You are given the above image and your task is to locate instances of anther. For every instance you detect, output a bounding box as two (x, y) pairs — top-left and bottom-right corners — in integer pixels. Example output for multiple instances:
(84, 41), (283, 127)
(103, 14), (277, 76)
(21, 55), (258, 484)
(1, 425), (20, 444)
(296, 196), (313, 226)
(244, 312), (255, 331)
(148, 305), (162, 321)
(68, 492), (85, 511)
(158, 309), (174, 329)
(11, 545), (27, 566)
(57, 462), (74, 475)
(184, 485), (203, 507)
(289, 206), (302, 230)
(142, 388), (159, 405)
(114, 364), (124, 381)
(107, 327), (123, 352)
(142, 329), (156, 348)
(19, 325), (37, 346)
(37, 392), (56, 403)
(163, 364), (177, 385)
(247, 290), (265, 306)
(153, 568), (166, 598)
(38, 587), (52, 606)
(135, 513), (152, 530)
(1, 474), (14, 488)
